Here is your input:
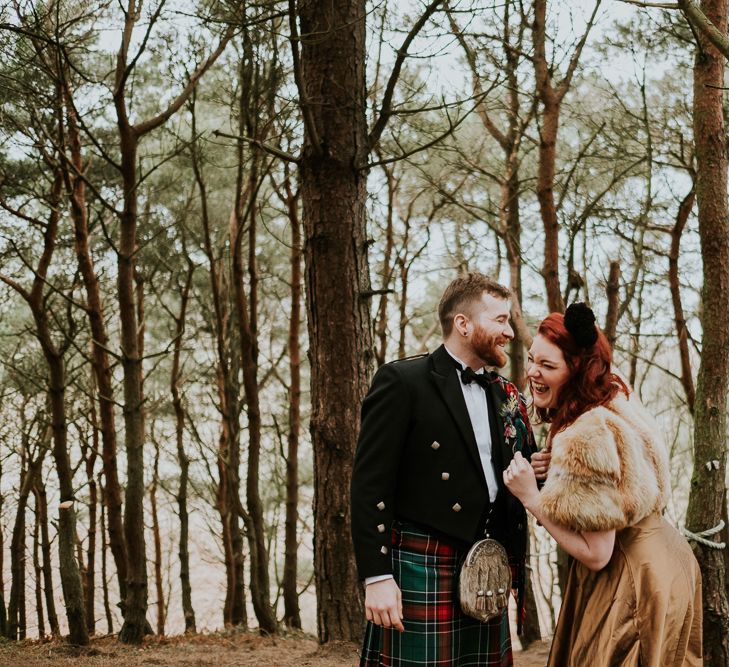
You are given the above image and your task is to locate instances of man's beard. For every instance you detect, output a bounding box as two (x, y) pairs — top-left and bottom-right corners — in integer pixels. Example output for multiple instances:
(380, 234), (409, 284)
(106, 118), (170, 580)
(471, 326), (509, 368)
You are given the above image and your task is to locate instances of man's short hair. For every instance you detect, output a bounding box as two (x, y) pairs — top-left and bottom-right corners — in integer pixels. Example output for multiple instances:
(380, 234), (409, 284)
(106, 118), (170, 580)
(438, 273), (511, 337)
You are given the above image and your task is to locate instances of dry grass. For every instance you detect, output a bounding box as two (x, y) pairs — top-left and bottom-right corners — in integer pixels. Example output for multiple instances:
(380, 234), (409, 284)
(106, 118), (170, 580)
(0, 631), (551, 666)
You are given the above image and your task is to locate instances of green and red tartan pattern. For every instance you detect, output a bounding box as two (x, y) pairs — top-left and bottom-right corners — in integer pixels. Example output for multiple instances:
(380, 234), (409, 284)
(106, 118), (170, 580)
(360, 523), (513, 666)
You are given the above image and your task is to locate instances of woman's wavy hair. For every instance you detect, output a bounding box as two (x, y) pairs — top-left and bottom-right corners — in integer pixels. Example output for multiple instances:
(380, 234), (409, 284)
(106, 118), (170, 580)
(534, 312), (628, 433)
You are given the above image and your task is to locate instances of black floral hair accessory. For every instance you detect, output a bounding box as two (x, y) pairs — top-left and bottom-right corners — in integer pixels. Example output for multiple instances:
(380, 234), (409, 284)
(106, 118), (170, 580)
(564, 302), (598, 348)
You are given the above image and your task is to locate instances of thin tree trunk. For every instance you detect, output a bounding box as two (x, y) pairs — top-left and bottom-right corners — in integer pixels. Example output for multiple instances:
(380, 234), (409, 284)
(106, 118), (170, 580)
(296, 0), (372, 642)
(32, 497), (45, 638)
(236, 166), (277, 632)
(283, 177), (302, 629)
(0, 450), (5, 637)
(171, 257), (196, 633)
(7, 439), (39, 640)
(83, 403), (99, 635)
(150, 442), (165, 636)
(603, 261), (621, 347)
(190, 95), (246, 628)
(669, 189), (697, 414)
(40, 278), (89, 646)
(232, 32), (278, 631)
(685, 0), (729, 661)
(34, 481), (59, 637)
(375, 163), (396, 367)
(99, 478), (114, 634)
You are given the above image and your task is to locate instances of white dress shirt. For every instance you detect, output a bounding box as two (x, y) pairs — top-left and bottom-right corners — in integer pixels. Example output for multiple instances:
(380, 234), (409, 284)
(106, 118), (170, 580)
(444, 346), (499, 503)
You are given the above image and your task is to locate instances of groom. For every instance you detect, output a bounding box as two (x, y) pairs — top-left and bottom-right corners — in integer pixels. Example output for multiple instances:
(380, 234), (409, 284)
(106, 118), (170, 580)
(351, 273), (538, 666)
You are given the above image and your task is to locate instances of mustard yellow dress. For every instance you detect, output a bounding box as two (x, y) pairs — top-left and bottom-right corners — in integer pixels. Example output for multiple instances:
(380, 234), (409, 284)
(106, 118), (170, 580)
(539, 394), (703, 667)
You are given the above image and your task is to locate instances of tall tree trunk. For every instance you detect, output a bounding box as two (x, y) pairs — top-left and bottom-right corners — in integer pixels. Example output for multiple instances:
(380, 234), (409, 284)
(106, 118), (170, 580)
(61, 80), (128, 610)
(669, 189), (697, 414)
(115, 119), (148, 645)
(113, 7), (231, 642)
(190, 95), (247, 627)
(532, 0), (600, 313)
(296, 0), (372, 642)
(232, 47), (276, 629)
(685, 0), (729, 661)
(448, 0), (532, 384)
(283, 177), (302, 629)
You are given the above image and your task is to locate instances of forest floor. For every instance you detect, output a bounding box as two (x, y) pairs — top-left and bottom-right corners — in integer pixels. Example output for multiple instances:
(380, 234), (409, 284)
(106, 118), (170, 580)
(0, 631), (552, 666)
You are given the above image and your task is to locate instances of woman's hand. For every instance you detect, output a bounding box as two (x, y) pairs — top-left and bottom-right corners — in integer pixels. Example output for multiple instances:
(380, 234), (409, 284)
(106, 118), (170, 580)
(503, 451), (540, 509)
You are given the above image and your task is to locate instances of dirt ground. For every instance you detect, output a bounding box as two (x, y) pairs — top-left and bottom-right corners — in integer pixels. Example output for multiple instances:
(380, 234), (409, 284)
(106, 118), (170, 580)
(0, 632), (552, 666)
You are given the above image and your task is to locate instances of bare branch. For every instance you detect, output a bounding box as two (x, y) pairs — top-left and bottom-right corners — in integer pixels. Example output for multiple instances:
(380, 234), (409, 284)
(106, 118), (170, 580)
(212, 130), (300, 163)
(368, 0), (445, 149)
(365, 89), (492, 169)
(678, 0), (729, 58)
(616, 0), (679, 9)
(445, 0), (508, 149)
(133, 24), (235, 136)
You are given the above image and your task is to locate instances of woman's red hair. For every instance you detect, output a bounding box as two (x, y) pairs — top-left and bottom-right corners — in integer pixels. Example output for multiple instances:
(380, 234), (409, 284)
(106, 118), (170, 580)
(534, 312), (628, 433)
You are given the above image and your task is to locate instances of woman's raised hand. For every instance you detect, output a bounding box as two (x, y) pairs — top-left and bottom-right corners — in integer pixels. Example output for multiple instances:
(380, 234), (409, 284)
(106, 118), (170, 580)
(503, 451), (540, 507)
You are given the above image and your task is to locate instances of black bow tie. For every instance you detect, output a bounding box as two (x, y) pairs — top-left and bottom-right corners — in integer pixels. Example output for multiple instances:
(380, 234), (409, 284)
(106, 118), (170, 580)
(459, 366), (491, 389)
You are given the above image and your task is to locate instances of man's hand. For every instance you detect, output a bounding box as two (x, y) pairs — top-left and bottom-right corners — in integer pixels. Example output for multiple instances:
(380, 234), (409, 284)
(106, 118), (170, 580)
(365, 578), (404, 632)
(530, 449), (551, 481)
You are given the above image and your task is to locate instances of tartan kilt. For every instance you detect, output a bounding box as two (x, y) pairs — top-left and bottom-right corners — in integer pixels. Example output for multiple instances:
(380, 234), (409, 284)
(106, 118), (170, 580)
(360, 522), (513, 666)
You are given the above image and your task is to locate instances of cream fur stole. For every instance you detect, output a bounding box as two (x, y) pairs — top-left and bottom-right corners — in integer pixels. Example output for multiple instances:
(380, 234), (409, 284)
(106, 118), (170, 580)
(539, 393), (670, 532)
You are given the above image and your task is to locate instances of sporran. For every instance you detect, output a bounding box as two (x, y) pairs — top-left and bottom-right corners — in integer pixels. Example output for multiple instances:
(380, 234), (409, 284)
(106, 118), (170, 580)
(459, 538), (511, 622)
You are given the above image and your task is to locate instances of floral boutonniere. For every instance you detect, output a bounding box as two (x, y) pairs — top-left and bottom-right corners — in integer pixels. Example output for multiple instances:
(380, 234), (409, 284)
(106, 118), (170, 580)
(499, 393), (521, 452)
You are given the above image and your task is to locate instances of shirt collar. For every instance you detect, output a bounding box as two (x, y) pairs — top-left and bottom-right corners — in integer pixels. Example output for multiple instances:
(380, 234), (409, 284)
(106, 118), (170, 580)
(443, 344), (485, 375)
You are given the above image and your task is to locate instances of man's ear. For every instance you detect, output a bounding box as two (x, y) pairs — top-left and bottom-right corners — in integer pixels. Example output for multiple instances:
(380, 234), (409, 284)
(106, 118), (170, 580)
(454, 313), (470, 337)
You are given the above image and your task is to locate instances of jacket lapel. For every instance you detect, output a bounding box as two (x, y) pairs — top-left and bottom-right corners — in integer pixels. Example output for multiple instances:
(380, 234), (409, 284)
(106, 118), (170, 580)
(429, 345), (486, 483)
(486, 375), (511, 477)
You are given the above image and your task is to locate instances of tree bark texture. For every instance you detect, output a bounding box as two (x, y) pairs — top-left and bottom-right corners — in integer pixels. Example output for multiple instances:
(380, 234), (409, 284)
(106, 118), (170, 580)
(686, 0), (729, 661)
(297, 0), (372, 642)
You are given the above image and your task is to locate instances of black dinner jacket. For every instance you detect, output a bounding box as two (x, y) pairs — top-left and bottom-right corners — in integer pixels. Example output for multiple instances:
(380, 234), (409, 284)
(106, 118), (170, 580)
(350, 344), (535, 579)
